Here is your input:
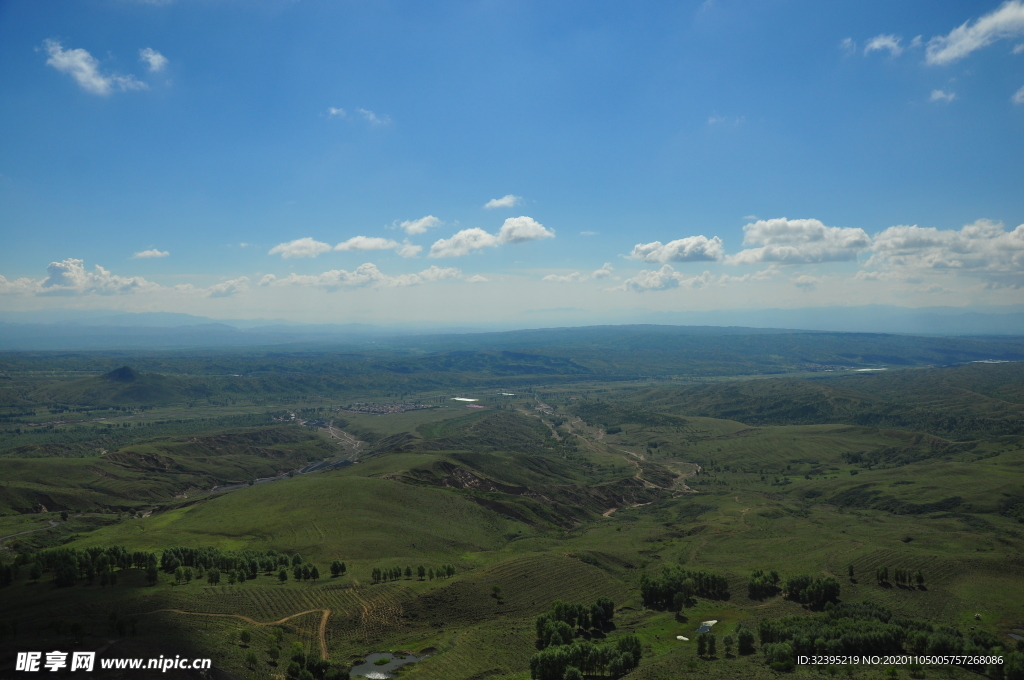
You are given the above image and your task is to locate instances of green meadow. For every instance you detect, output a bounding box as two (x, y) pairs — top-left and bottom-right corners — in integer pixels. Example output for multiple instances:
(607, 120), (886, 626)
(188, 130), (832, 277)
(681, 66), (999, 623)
(1, 333), (1022, 679)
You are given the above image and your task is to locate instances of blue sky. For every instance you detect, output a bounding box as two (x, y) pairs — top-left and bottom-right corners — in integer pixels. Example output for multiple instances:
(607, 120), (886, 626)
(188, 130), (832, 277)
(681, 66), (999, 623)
(1, 0), (1022, 325)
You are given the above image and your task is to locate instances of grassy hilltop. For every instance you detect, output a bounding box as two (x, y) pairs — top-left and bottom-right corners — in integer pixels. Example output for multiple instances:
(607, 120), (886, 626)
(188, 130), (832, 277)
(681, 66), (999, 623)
(0, 328), (1022, 680)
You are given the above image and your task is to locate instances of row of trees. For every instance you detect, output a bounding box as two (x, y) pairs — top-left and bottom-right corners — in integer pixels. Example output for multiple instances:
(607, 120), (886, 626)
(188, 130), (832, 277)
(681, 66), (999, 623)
(529, 636), (641, 680)
(2, 546), (354, 590)
(639, 565), (729, 611)
(535, 598), (616, 649)
(873, 566), (924, 586)
(370, 563), (455, 584)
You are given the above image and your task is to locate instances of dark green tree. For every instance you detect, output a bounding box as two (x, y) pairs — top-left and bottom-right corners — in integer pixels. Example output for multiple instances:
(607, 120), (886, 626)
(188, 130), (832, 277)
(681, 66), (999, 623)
(278, 569), (288, 583)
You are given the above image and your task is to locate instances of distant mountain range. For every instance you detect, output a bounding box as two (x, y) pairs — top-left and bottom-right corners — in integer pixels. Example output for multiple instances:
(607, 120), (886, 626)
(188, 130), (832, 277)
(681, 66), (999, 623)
(1, 304), (1023, 350)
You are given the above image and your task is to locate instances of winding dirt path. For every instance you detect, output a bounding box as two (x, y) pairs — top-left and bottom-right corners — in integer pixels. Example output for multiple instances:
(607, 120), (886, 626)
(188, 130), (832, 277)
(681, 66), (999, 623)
(0, 520), (60, 548)
(143, 608), (331, 660)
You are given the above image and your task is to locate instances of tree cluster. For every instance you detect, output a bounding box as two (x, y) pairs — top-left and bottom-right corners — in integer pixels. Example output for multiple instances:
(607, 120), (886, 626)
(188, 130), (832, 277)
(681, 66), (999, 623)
(639, 565), (729, 610)
(756, 601), (1023, 678)
(783, 574), (840, 606)
(10, 546), (156, 589)
(747, 569), (781, 599)
(535, 598), (616, 648)
(529, 636), (641, 680)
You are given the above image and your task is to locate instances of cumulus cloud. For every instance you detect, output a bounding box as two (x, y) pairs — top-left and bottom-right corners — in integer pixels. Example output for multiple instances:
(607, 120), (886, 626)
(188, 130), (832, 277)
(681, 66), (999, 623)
(496, 216), (555, 244)
(930, 89), (957, 103)
(260, 263), (461, 290)
(429, 228), (498, 258)
(926, 0), (1024, 65)
(466, 274), (489, 283)
(544, 263), (614, 283)
(718, 268), (782, 284)
(268, 238), (333, 259)
(868, 219), (1024, 273)
(334, 236), (401, 252)
(543, 272), (584, 283)
(484, 194), (522, 209)
(792, 274), (821, 290)
(429, 217), (553, 258)
(132, 249), (169, 259)
(619, 266), (714, 292)
(207, 277), (249, 298)
(357, 108), (391, 126)
(37, 258), (158, 296)
(398, 215), (441, 235)
(397, 242), (423, 258)
(43, 39), (147, 95)
(864, 34), (904, 56)
(727, 218), (870, 264)
(1013, 84), (1024, 103)
(628, 236), (725, 263)
(138, 47), (167, 72)
(327, 107), (346, 118)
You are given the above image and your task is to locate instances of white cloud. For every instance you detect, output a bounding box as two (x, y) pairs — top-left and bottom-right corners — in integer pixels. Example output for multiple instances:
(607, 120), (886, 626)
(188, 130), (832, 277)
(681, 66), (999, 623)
(260, 263), (460, 290)
(327, 107), (346, 118)
(708, 114), (726, 125)
(864, 34), (904, 57)
(868, 219), (1024, 273)
(496, 216), (555, 244)
(466, 274), (489, 283)
(357, 108), (392, 126)
(397, 242), (423, 258)
(544, 263), (615, 283)
(39, 258), (158, 296)
(543, 272), (584, 283)
(334, 236), (401, 252)
(132, 249), (169, 259)
(1013, 84), (1024, 103)
(138, 48), (167, 72)
(619, 266), (714, 292)
(0, 275), (44, 295)
(840, 37), (857, 55)
(1014, 42), (1024, 53)
(398, 215), (441, 235)
(926, 0), (1024, 65)
(429, 228), (498, 258)
(429, 217), (554, 258)
(43, 39), (147, 95)
(792, 274), (821, 290)
(268, 238), (333, 259)
(727, 218), (870, 264)
(207, 276), (249, 298)
(628, 235), (724, 263)
(930, 89), (957, 103)
(718, 267), (781, 284)
(910, 35), (924, 49)
(484, 194), (522, 209)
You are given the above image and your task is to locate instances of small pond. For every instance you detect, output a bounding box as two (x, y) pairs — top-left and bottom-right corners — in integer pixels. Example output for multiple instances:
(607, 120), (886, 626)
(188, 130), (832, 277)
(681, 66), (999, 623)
(695, 619), (719, 634)
(349, 652), (426, 679)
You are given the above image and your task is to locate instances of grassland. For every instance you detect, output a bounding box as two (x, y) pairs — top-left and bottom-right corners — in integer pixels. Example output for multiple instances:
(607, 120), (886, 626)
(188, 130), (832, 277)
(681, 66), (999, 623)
(0, 337), (1022, 680)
